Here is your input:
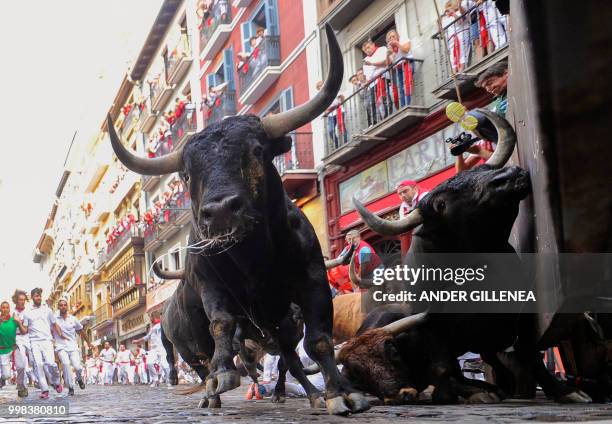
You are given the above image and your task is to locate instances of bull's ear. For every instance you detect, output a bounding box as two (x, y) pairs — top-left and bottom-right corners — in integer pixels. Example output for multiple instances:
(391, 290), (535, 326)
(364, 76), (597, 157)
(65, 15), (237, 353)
(268, 135), (293, 157)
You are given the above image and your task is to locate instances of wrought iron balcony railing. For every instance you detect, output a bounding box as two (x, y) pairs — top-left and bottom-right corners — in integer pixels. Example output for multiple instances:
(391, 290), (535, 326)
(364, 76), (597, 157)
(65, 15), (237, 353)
(324, 57), (424, 156)
(203, 90), (236, 127)
(199, 1), (232, 54)
(238, 36), (281, 96)
(272, 132), (314, 175)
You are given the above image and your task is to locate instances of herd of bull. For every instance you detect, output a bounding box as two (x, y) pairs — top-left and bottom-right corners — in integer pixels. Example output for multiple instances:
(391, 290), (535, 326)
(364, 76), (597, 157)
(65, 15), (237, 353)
(105, 24), (610, 415)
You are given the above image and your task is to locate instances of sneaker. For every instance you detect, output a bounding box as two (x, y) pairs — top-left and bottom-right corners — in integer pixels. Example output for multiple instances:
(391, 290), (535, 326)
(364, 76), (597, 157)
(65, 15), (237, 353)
(246, 384), (254, 400)
(254, 384), (263, 400)
(68, 387), (74, 396)
(54, 384), (63, 393)
(40, 391), (49, 399)
(17, 387), (28, 398)
(77, 376), (85, 390)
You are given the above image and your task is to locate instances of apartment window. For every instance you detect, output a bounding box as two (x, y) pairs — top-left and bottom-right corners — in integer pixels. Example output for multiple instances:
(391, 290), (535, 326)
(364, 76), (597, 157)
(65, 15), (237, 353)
(356, 19), (396, 65)
(240, 0), (279, 52)
(206, 46), (235, 92)
(260, 87), (293, 117)
(171, 250), (181, 270)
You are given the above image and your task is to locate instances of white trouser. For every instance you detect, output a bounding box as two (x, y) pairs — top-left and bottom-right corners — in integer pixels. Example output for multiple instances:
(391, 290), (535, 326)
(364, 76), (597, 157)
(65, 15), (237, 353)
(147, 348), (169, 383)
(135, 362), (148, 384)
(87, 366), (99, 385)
(262, 354), (280, 382)
(14, 343), (38, 388)
(0, 352), (12, 380)
(57, 349), (83, 389)
(117, 363), (134, 384)
(101, 361), (115, 385)
(30, 340), (60, 392)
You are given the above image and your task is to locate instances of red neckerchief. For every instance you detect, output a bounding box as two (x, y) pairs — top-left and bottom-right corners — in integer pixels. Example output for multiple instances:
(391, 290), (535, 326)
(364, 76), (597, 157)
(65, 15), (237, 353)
(0, 314), (10, 323)
(15, 307), (24, 312)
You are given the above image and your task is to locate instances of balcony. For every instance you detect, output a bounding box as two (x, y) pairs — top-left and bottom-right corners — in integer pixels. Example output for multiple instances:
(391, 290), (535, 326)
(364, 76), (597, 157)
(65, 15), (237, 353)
(323, 58), (427, 166)
(203, 90), (236, 127)
(171, 108), (197, 150)
(150, 77), (174, 113)
(317, 0), (373, 28)
(199, 2), (232, 60)
(120, 105), (139, 137)
(106, 225), (144, 263)
(238, 36), (281, 105)
(272, 132), (317, 201)
(167, 37), (193, 85)
(138, 101), (158, 133)
(144, 191), (192, 251)
(141, 137), (174, 191)
(431, 3), (509, 100)
(111, 284), (146, 318)
(93, 302), (112, 328)
(110, 171), (139, 208)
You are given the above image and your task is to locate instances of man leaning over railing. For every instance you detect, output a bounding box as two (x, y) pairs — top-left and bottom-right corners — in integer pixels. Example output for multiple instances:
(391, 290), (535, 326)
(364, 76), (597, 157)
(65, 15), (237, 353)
(386, 29), (414, 108)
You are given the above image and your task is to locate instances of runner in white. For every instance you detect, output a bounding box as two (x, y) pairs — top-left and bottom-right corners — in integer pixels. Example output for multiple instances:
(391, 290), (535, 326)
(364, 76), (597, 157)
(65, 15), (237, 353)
(54, 299), (89, 396)
(22, 288), (64, 399)
(115, 344), (135, 385)
(85, 354), (99, 385)
(99, 341), (117, 385)
(133, 317), (169, 387)
(133, 344), (148, 384)
(11, 289), (38, 398)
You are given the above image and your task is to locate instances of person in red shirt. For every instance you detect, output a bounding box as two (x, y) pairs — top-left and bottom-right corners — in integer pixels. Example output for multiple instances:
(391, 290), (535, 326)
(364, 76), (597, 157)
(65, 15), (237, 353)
(327, 264), (353, 295)
(339, 230), (383, 288)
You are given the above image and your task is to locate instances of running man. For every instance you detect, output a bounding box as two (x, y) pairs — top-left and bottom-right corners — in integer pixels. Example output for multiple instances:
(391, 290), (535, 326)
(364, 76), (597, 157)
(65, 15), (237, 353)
(12, 289), (38, 397)
(134, 316), (169, 387)
(0, 301), (27, 391)
(133, 344), (148, 384)
(115, 344), (134, 385)
(99, 341), (117, 385)
(85, 354), (99, 385)
(22, 288), (64, 399)
(54, 298), (89, 396)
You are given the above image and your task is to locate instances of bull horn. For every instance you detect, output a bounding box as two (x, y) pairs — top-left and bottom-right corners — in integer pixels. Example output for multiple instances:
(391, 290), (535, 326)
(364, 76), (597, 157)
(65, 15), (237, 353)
(353, 197), (423, 236)
(261, 23), (343, 139)
(348, 253), (360, 286)
(475, 108), (517, 169)
(152, 261), (185, 280)
(382, 312), (428, 336)
(107, 114), (184, 175)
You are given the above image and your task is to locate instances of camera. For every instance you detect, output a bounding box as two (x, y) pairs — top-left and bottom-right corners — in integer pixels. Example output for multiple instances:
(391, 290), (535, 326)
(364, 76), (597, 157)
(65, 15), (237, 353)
(445, 132), (481, 156)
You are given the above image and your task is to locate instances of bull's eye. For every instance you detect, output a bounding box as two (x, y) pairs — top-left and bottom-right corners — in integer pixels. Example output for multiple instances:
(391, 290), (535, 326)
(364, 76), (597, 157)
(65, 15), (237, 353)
(435, 200), (446, 213)
(252, 146), (263, 158)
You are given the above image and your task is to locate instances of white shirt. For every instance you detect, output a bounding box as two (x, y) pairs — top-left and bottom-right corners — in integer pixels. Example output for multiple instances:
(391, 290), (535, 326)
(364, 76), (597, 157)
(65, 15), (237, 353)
(54, 313), (83, 351)
(388, 36), (414, 63)
(100, 347), (117, 362)
(23, 304), (56, 342)
(116, 350), (133, 364)
(13, 308), (30, 347)
(362, 46), (389, 82)
(134, 348), (147, 364)
(143, 322), (163, 351)
(399, 190), (429, 219)
(86, 357), (97, 368)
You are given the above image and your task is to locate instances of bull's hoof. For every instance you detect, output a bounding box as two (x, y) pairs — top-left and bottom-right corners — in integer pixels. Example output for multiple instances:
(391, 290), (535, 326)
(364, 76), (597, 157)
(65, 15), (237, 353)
(169, 369), (179, 386)
(399, 387), (419, 403)
(345, 393), (370, 412)
(466, 392), (501, 404)
(308, 393), (326, 409)
(325, 396), (351, 416)
(208, 396), (222, 408)
(198, 398), (209, 408)
(557, 390), (592, 404)
(205, 370), (241, 397)
(271, 393), (286, 403)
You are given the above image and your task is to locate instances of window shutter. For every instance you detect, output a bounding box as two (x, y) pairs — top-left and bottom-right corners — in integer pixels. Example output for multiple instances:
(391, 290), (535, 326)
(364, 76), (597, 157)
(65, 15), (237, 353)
(241, 21), (255, 52)
(223, 47), (235, 91)
(264, 0), (279, 36)
(206, 73), (217, 90)
(279, 87), (294, 112)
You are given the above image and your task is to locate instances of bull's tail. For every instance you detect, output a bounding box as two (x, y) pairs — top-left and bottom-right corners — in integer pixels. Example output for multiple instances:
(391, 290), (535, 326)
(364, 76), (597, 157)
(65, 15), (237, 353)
(176, 381), (207, 395)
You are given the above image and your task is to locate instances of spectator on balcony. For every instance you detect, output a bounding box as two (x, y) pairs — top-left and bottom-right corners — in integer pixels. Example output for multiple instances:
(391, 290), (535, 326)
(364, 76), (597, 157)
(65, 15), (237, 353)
(317, 80), (346, 149)
(362, 40), (391, 123)
(442, 0), (468, 73)
(463, 0), (508, 57)
(396, 180), (429, 218)
(385, 29), (414, 108)
(238, 37), (263, 76)
(214, 0), (229, 23)
(147, 137), (160, 159)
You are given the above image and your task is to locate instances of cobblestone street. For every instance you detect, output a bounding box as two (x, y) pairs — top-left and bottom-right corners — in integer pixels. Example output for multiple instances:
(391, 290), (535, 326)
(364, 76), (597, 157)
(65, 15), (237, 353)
(3, 381), (612, 424)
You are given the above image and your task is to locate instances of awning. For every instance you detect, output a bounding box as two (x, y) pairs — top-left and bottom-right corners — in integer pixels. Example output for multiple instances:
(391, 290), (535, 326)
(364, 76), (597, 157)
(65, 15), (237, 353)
(146, 279), (180, 313)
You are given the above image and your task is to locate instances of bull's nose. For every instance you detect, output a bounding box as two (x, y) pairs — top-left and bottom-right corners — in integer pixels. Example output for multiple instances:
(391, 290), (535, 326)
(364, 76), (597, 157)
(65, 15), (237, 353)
(200, 195), (244, 226)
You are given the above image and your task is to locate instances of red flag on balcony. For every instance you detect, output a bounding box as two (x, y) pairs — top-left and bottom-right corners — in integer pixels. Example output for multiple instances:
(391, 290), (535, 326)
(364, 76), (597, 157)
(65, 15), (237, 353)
(451, 34), (461, 73)
(375, 76), (386, 105)
(479, 11), (490, 51)
(404, 61), (413, 98)
(336, 105), (345, 135)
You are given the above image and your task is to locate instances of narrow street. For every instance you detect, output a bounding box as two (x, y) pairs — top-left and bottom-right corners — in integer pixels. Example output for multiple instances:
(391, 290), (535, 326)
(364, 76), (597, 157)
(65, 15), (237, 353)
(3, 382), (612, 423)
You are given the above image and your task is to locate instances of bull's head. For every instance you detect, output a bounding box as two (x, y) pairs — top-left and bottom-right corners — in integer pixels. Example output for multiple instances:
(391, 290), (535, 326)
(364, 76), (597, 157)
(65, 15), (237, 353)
(107, 24), (343, 250)
(353, 110), (530, 251)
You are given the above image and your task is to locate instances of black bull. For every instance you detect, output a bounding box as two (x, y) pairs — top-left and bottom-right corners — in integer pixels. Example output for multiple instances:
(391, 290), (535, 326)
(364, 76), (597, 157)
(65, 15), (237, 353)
(107, 24), (369, 416)
(344, 110), (593, 404)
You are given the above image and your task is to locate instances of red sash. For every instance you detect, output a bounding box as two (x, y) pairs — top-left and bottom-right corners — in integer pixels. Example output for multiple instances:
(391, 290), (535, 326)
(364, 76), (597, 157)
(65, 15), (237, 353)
(403, 61), (413, 97)
(336, 105), (344, 134)
(375, 76), (386, 104)
(451, 34), (461, 72)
